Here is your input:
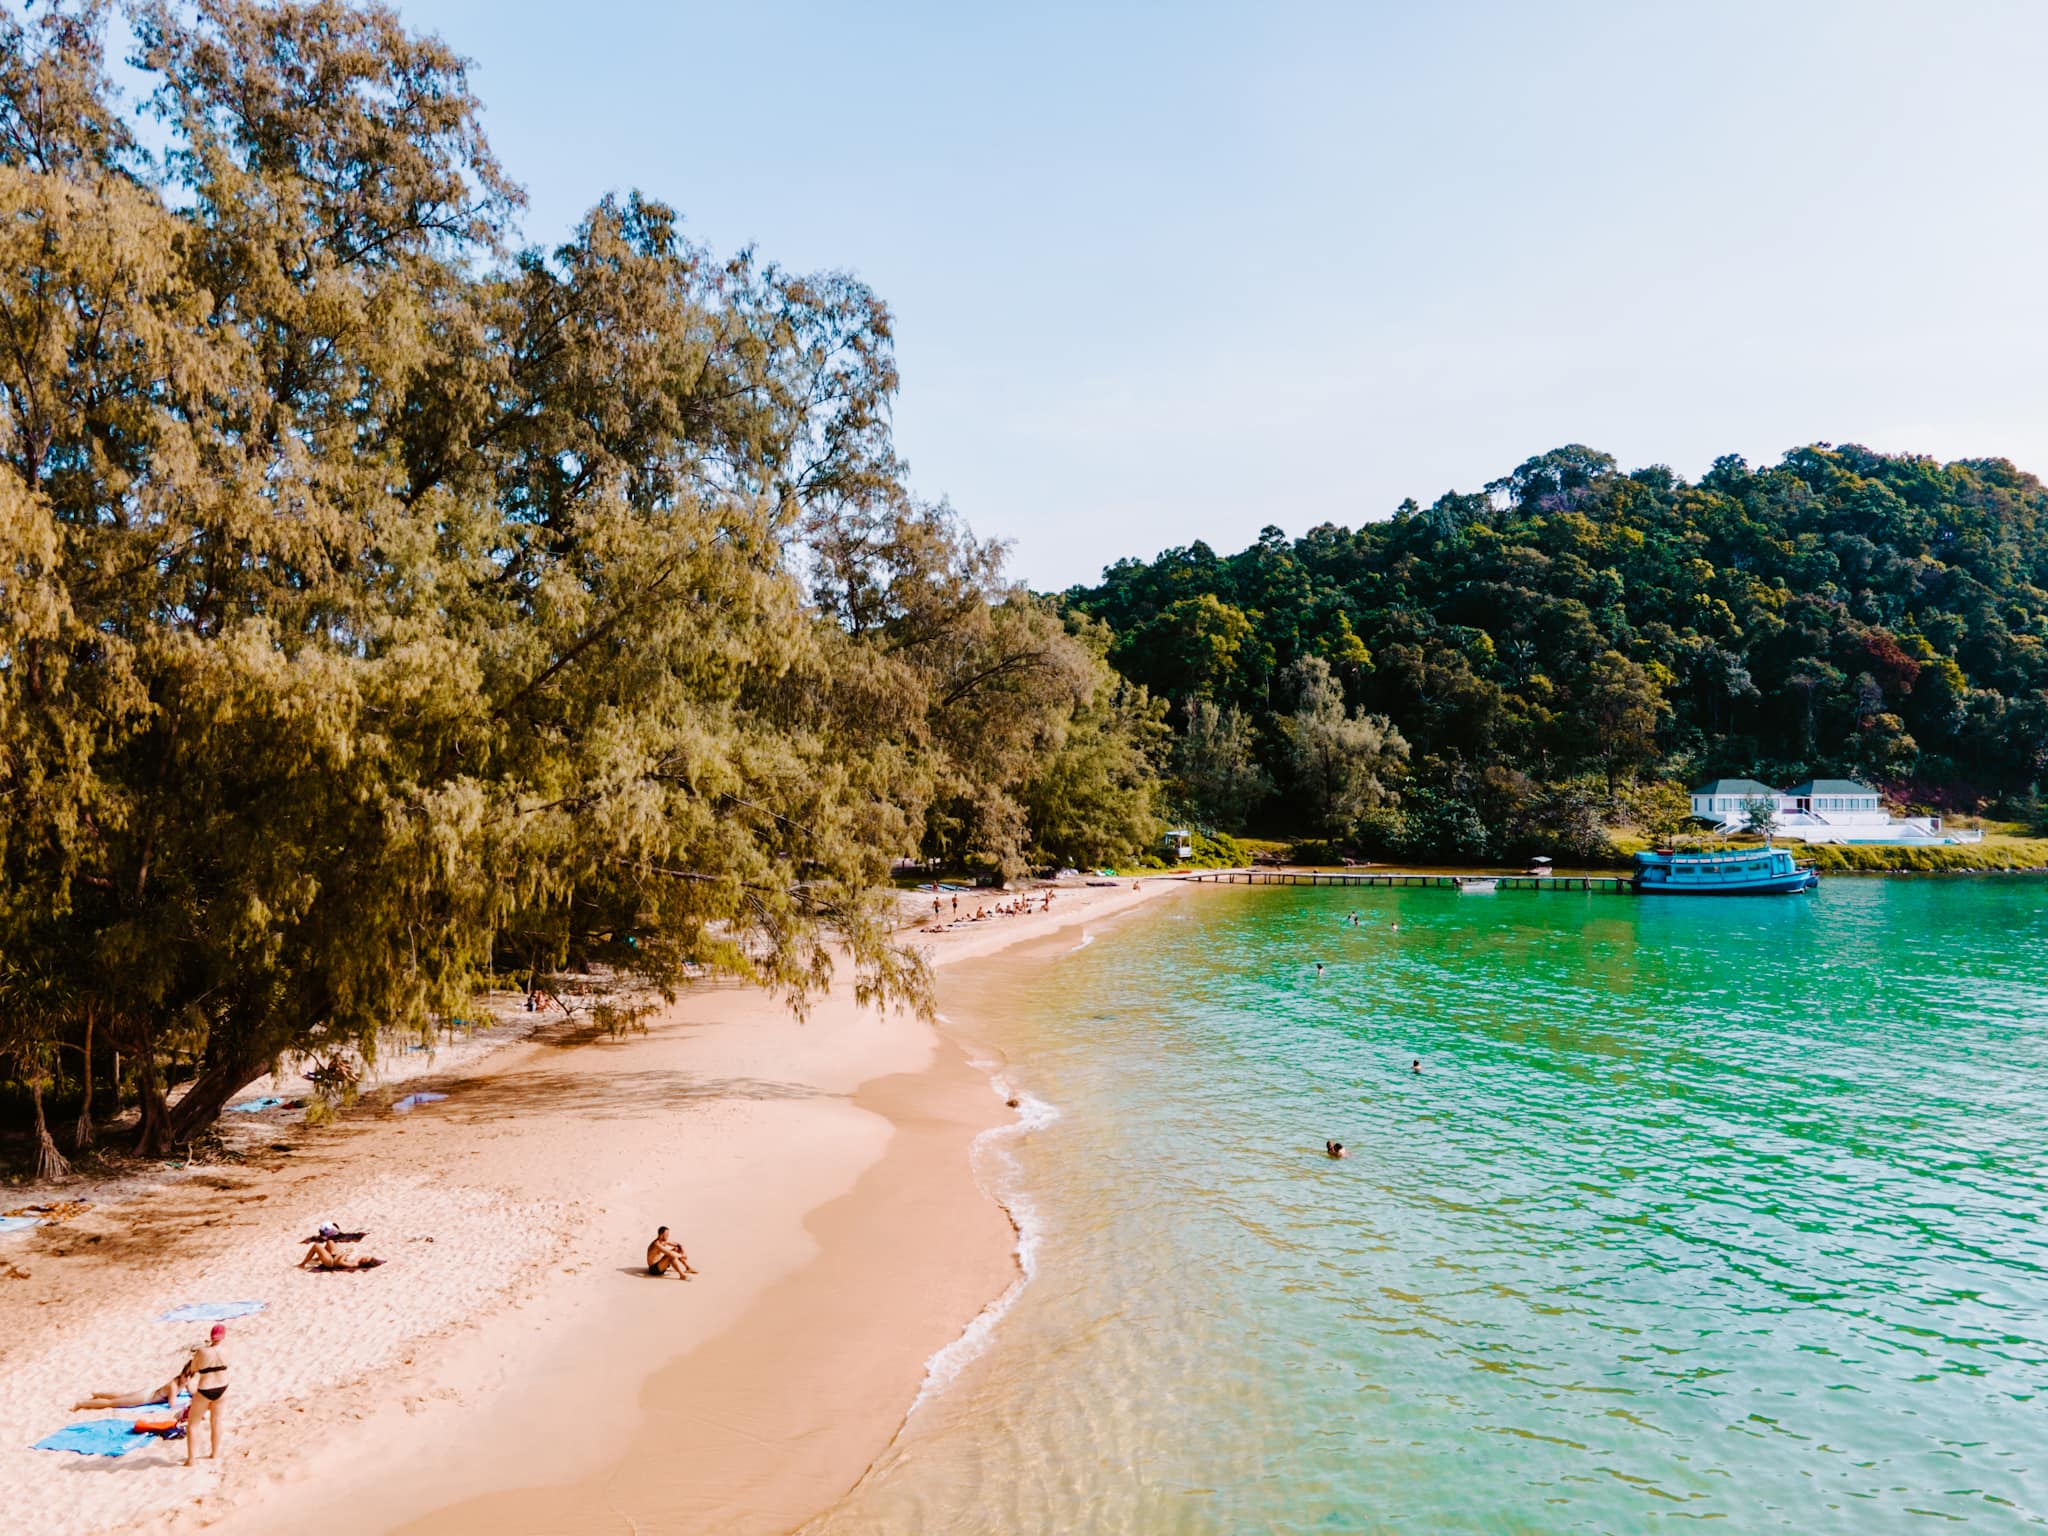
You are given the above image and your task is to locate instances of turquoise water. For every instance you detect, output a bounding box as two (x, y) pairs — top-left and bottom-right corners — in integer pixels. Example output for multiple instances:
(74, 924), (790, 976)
(812, 878), (2048, 1534)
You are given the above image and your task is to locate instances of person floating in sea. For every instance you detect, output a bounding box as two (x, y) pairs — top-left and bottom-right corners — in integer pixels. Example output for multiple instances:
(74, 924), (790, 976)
(1325, 1140), (1348, 1159)
(1315, 962), (1326, 978)
(1348, 911), (1359, 927)
(1412, 1059), (1421, 1074)
(184, 1325), (228, 1466)
(647, 1225), (696, 1280)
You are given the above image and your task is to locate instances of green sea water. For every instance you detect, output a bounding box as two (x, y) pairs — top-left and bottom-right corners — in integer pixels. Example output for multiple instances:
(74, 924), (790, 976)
(811, 877), (2048, 1534)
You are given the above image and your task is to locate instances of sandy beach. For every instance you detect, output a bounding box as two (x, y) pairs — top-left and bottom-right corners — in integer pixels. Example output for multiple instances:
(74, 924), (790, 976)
(0, 877), (1180, 1536)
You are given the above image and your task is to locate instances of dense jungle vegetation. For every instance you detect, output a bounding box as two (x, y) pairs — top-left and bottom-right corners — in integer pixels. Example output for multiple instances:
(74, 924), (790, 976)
(1065, 444), (2048, 862)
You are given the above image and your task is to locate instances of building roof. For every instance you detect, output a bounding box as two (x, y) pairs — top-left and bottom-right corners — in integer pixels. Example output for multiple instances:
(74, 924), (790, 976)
(1782, 778), (1876, 797)
(1691, 778), (1778, 796)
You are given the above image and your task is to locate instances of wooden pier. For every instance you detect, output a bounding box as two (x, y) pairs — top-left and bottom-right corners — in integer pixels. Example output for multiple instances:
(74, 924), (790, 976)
(1177, 869), (1633, 894)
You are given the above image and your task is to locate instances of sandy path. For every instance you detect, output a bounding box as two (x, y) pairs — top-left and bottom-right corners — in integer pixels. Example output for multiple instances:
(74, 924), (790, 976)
(1, 876), (1178, 1536)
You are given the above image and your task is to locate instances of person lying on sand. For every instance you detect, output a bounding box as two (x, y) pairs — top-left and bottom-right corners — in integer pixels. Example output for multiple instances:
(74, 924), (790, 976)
(74, 1366), (193, 1415)
(299, 1239), (384, 1270)
(647, 1225), (696, 1279)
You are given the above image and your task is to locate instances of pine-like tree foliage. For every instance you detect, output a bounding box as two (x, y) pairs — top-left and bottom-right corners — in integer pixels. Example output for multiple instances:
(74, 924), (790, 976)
(0, 1), (1156, 1156)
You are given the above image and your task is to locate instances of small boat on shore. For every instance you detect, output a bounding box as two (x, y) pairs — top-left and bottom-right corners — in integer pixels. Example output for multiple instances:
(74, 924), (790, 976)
(1631, 846), (1818, 896)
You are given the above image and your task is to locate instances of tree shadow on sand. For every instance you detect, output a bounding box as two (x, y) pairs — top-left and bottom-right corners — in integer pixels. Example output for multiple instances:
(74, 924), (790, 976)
(435, 1068), (827, 1125)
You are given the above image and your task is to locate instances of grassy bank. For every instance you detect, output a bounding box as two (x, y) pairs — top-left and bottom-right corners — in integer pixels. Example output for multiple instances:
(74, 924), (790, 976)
(1608, 829), (2048, 874)
(1796, 835), (2048, 873)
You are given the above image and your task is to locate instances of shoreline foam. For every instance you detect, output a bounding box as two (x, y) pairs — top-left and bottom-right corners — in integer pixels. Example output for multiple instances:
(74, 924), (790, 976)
(0, 877), (1181, 1536)
(907, 1051), (1057, 1415)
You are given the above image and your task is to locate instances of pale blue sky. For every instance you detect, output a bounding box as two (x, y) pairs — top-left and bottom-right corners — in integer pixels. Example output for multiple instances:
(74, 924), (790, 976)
(391, 0), (2048, 589)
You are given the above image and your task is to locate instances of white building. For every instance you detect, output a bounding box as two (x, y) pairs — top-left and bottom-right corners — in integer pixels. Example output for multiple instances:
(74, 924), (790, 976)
(1689, 777), (1980, 845)
(1689, 779), (1779, 823)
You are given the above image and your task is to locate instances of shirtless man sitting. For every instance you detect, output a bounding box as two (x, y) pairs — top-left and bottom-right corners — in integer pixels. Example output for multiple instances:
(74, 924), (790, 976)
(647, 1225), (696, 1279)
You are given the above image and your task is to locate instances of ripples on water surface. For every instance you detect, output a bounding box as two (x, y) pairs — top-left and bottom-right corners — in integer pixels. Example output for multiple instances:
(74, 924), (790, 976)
(811, 879), (2048, 1533)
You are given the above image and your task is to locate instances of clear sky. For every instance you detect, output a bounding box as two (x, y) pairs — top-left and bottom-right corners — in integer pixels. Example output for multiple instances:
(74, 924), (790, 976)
(388, 0), (2048, 590)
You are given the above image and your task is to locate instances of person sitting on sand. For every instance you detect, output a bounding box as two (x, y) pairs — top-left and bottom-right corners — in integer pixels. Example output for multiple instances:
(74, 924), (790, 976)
(299, 1238), (384, 1271)
(647, 1225), (696, 1279)
(184, 1326), (228, 1466)
(1325, 1140), (1348, 1159)
(74, 1365), (193, 1416)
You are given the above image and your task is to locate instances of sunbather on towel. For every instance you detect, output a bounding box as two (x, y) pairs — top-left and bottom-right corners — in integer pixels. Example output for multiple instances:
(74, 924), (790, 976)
(299, 1239), (384, 1271)
(646, 1226), (696, 1279)
(73, 1366), (192, 1416)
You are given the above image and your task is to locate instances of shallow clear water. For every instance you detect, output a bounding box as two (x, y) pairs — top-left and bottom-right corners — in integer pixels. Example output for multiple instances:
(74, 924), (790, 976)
(811, 878), (2048, 1534)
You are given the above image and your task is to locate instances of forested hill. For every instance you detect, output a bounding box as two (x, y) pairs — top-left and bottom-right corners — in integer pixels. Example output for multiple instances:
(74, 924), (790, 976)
(1062, 445), (2048, 852)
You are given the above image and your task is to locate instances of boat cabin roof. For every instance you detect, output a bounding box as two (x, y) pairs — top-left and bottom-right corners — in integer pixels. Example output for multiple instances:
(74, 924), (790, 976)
(1646, 846), (1789, 861)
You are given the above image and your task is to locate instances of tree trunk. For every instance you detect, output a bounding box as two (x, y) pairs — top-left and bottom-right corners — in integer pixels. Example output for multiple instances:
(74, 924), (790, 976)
(31, 1079), (70, 1181)
(165, 1050), (269, 1147)
(72, 1010), (95, 1151)
(134, 1046), (173, 1158)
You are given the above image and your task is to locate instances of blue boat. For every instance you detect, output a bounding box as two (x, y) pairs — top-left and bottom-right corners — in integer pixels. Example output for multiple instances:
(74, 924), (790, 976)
(1631, 845), (1819, 896)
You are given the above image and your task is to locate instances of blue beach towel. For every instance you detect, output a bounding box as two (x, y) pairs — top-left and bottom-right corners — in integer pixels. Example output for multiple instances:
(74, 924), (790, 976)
(158, 1300), (265, 1323)
(0, 1215), (40, 1235)
(227, 1096), (285, 1113)
(392, 1092), (447, 1113)
(34, 1418), (149, 1457)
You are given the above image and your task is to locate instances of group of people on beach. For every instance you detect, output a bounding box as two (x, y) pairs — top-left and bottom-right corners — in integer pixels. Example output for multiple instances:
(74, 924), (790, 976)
(66, 1217), (691, 1471)
(72, 1324), (230, 1466)
(921, 887), (1054, 934)
(61, 1219), (391, 1467)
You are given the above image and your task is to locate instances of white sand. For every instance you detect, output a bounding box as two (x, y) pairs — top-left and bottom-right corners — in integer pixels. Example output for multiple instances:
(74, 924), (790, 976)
(0, 876), (1181, 1536)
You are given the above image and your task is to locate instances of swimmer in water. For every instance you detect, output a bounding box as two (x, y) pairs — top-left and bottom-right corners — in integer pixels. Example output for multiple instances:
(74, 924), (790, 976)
(1325, 1140), (1348, 1159)
(1315, 962), (1325, 977)
(1412, 1059), (1421, 1074)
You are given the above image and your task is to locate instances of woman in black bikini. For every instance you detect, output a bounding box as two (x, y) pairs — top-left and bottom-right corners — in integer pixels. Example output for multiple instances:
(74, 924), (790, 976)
(184, 1324), (228, 1465)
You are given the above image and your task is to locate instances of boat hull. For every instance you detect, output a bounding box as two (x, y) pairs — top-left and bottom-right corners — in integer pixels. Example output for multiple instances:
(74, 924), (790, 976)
(1632, 871), (1818, 896)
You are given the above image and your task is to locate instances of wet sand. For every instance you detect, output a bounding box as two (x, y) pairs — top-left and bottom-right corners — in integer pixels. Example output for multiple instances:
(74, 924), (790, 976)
(0, 876), (1177, 1536)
